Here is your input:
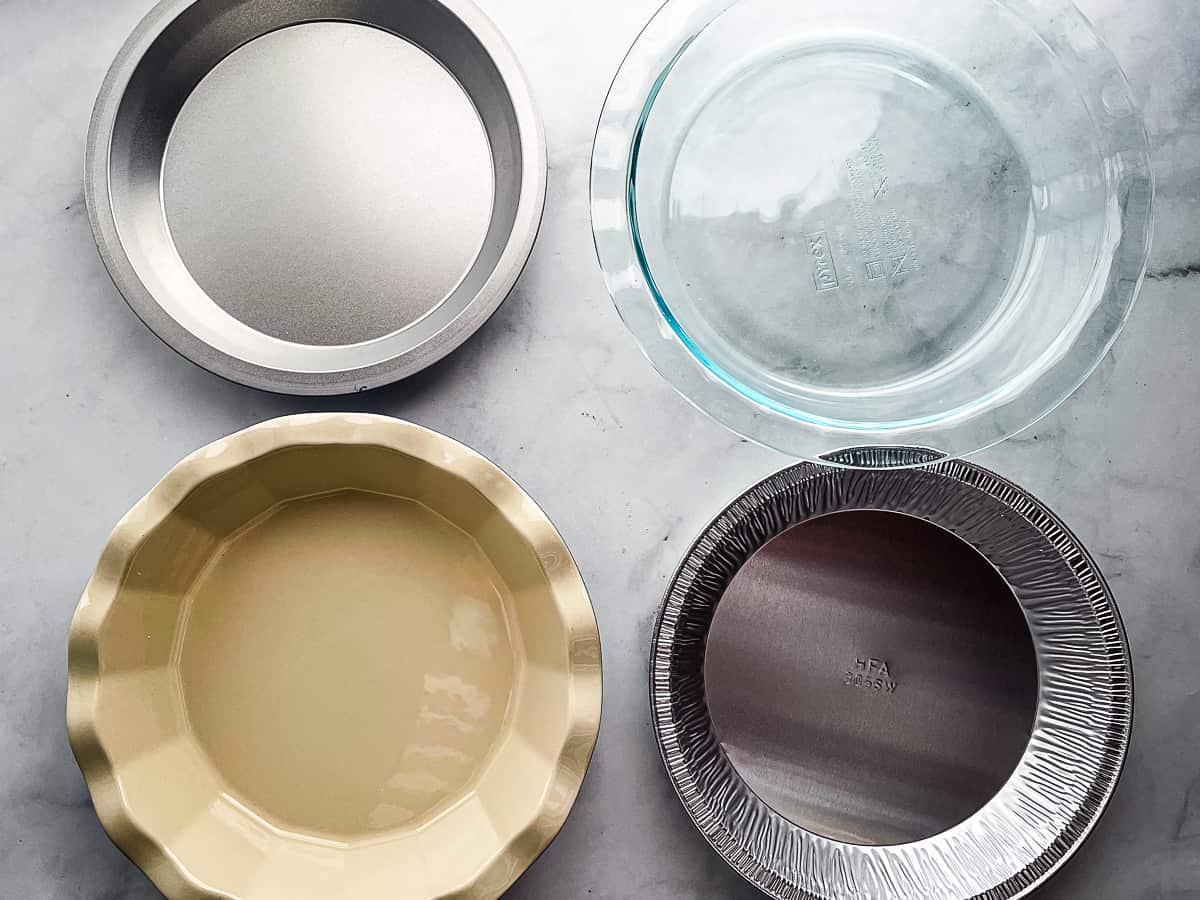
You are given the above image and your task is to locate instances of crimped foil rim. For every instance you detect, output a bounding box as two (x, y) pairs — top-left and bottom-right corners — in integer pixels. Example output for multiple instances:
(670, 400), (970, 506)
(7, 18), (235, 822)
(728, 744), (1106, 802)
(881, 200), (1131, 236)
(650, 454), (1131, 900)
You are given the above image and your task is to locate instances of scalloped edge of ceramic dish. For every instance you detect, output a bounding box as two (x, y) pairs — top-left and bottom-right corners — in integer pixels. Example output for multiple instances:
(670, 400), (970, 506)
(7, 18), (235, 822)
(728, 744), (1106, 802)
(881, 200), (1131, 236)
(67, 413), (602, 899)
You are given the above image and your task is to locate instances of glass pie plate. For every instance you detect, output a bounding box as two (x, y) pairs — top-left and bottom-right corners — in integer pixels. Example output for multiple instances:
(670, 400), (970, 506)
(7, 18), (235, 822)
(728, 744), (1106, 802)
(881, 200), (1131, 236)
(591, 0), (1153, 465)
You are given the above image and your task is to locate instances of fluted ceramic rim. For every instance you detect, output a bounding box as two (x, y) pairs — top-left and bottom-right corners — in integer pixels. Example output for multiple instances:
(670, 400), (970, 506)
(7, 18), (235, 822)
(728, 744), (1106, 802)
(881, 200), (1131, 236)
(651, 453), (1131, 900)
(67, 413), (602, 899)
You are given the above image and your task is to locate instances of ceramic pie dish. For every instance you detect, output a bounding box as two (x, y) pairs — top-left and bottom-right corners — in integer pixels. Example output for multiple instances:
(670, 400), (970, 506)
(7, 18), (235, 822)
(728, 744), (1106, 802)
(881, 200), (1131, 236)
(592, 0), (1153, 464)
(87, 0), (546, 394)
(651, 452), (1131, 899)
(67, 414), (601, 899)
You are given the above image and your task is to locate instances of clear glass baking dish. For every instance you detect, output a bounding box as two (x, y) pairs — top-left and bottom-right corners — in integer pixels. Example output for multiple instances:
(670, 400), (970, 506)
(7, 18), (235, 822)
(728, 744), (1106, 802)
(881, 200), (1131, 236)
(591, 0), (1153, 466)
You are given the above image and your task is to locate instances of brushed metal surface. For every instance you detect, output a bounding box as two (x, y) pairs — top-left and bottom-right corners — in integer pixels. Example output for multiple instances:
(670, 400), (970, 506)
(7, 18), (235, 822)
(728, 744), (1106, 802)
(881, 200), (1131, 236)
(705, 510), (1038, 847)
(87, 0), (546, 393)
(162, 22), (494, 347)
(652, 455), (1132, 900)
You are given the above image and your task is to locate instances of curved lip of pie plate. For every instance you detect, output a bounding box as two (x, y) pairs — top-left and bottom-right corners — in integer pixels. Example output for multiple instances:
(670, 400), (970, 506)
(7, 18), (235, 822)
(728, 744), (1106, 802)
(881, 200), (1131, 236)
(590, 0), (1153, 466)
(66, 413), (602, 899)
(86, 0), (547, 395)
(650, 452), (1132, 900)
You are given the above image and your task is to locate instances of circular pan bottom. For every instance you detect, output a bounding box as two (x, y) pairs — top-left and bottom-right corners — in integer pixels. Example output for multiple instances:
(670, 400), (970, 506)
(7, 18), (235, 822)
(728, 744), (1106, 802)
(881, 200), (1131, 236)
(636, 38), (1034, 398)
(705, 508), (1039, 847)
(163, 21), (495, 348)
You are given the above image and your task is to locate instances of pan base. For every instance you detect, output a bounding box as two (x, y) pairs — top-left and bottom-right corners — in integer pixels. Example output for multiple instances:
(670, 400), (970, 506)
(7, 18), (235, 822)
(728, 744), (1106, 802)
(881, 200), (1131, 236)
(704, 510), (1038, 846)
(162, 22), (495, 346)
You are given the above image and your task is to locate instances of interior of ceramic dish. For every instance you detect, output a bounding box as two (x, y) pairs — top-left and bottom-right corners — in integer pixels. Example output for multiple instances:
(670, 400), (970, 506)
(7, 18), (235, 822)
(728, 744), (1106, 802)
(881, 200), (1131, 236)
(68, 416), (600, 900)
(592, 0), (1153, 464)
(89, 0), (544, 392)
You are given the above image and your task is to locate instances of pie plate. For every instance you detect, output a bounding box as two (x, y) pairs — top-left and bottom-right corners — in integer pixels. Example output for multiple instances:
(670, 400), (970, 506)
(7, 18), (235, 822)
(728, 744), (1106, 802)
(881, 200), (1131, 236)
(67, 414), (601, 899)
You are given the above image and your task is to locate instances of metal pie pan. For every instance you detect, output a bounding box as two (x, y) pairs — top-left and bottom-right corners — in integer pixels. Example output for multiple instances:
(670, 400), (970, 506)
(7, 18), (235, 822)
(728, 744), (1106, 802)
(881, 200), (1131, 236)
(87, 0), (546, 394)
(651, 451), (1132, 900)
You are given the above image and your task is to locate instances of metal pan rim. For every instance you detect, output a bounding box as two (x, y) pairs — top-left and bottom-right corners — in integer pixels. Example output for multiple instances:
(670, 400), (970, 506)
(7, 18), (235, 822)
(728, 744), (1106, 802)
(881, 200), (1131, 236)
(86, 0), (547, 395)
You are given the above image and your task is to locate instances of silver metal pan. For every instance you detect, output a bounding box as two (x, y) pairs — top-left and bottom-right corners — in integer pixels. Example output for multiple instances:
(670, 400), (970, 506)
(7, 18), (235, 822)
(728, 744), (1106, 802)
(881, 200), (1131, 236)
(652, 451), (1132, 900)
(87, 0), (545, 394)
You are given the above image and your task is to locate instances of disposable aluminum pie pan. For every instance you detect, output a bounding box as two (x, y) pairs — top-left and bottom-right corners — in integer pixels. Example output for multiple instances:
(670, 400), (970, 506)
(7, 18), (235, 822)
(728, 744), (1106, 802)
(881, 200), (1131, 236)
(87, 0), (546, 394)
(651, 451), (1131, 900)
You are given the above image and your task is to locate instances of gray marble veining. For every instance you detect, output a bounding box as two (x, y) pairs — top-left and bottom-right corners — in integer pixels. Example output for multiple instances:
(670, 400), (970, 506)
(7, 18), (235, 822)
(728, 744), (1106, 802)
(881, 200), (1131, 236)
(1, 0), (1198, 897)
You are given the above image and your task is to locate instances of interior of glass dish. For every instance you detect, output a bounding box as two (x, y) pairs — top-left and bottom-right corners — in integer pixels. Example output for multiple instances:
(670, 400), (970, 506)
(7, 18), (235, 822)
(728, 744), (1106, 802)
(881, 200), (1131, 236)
(611, 0), (1152, 450)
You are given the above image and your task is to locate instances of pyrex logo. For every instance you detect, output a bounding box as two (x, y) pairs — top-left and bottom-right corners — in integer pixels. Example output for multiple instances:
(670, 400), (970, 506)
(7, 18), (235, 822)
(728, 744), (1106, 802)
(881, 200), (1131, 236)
(807, 230), (839, 293)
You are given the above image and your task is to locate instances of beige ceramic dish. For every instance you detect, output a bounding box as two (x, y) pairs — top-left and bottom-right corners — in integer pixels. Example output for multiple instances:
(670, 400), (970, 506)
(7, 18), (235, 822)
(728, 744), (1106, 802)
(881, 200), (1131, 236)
(67, 414), (601, 899)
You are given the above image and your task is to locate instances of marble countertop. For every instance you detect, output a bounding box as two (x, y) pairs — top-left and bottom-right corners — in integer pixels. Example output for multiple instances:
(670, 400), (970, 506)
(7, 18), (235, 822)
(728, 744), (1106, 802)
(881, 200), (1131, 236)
(2, 0), (1197, 897)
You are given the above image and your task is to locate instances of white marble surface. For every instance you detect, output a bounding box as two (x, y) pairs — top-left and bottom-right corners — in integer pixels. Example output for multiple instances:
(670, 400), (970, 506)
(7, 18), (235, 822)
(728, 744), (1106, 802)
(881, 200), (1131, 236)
(1, 0), (1198, 897)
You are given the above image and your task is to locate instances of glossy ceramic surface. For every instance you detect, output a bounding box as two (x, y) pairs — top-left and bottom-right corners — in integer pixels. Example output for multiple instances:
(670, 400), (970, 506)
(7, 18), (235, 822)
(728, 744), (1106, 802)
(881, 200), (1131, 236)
(592, 0), (1153, 465)
(67, 414), (601, 899)
(87, 0), (546, 394)
(651, 453), (1131, 899)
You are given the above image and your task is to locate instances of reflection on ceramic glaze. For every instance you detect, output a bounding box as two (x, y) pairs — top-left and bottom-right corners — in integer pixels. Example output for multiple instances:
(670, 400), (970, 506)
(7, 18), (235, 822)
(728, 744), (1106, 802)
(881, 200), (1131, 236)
(176, 491), (519, 839)
(162, 22), (494, 349)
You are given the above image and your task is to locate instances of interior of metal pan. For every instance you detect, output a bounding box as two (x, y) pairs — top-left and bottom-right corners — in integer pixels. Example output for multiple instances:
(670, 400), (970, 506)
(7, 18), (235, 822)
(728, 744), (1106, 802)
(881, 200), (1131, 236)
(704, 508), (1039, 847)
(89, 0), (545, 393)
(652, 458), (1132, 899)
